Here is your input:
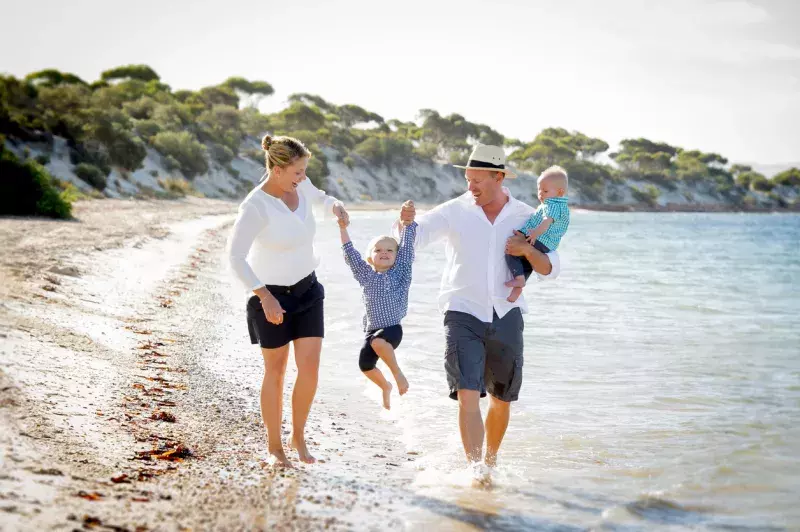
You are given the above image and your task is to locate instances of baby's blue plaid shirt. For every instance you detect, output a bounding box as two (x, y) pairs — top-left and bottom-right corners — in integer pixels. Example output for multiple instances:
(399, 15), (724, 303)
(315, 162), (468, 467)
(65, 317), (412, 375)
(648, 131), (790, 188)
(519, 197), (570, 251)
(342, 222), (417, 331)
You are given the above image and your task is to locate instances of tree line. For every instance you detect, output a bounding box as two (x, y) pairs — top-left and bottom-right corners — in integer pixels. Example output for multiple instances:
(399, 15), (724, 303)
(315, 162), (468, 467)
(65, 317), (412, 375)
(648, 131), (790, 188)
(1, 64), (798, 217)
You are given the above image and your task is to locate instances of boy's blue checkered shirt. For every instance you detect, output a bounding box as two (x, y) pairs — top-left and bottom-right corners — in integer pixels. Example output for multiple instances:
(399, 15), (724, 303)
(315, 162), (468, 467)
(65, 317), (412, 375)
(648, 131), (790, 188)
(519, 197), (570, 251)
(342, 222), (417, 332)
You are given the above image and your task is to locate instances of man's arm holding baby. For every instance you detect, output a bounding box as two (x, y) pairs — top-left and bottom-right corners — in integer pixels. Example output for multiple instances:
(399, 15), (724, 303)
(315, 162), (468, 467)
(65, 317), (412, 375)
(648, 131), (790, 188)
(506, 232), (559, 279)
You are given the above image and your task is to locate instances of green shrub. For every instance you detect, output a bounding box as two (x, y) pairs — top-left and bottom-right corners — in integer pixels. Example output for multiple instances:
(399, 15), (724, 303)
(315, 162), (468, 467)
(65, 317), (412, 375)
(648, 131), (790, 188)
(448, 150), (469, 166)
(225, 165), (240, 179)
(767, 191), (788, 207)
(245, 149), (264, 164)
(353, 137), (381, 164)
(631, 184), (660, 206)
(123, 97), (157, 119)
(158, 177), (198, 197)
(343, 155), (355, 169)
(35, 153), (51, 165)
(330, 129), (357, 152)
(68, 140), (112, 174)
(209, 143), (235, 164)
(307, 147), (329, 189)
(750, 175), (774, 192)
(162, 155), (181, 172)
(0, 146), (72, 218)
(607, 188), (624, 202)
(151, 131), (208, 178)
(101, 64), (160, 83)
(74, 162), (107, 190)
(773, 168), (800, 188)
(413, 142), (439, 160)
(107, 133), (146, 170)
(285, 129), (320, 148)
(353, 135), (413, 167)
(135, 119), (161, 140)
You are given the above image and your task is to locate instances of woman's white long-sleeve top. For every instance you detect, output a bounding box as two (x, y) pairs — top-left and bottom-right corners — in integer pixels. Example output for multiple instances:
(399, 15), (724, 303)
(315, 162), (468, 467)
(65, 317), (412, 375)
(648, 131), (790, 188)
(227, 179), (338, 290)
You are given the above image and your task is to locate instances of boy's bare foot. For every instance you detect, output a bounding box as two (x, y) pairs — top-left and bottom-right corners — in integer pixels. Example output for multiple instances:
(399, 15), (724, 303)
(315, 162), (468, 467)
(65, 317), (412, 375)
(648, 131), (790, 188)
(504, 275), (526, 288)
(267, 448), (294, 469)
(507, 286), (523, 303)
(290, 434), (317, 464)
(394, 372), (409, 395)
(381, 381), (392, 410)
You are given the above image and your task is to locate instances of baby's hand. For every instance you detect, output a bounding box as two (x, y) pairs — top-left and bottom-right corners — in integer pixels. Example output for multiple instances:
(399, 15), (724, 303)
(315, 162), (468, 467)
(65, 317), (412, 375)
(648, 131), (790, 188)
(525, 233), (535, 244)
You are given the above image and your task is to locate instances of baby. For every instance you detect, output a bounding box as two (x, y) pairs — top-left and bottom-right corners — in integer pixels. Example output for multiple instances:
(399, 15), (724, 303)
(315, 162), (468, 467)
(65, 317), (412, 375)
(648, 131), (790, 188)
(505, 166), (570, 302)
(339, 215), (417, 410)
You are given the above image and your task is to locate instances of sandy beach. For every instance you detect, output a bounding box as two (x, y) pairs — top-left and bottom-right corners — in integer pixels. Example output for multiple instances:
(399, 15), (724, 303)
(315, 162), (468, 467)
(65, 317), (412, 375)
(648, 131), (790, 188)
(3, 199), (799, 531)
(0, 199), (416, 531)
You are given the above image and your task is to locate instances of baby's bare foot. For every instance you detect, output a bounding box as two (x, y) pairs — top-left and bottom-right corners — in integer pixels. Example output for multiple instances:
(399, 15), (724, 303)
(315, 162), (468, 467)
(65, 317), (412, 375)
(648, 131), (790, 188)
(507, 286), (523, 303)
(504, 276), (526, 288)
(381, 381), (392, 410)
(290, 434), (317, 464)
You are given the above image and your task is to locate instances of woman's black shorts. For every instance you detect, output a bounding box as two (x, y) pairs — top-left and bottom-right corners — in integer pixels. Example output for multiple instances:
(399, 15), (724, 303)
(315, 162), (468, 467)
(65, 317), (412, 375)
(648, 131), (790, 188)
(246, 272), (325, 349)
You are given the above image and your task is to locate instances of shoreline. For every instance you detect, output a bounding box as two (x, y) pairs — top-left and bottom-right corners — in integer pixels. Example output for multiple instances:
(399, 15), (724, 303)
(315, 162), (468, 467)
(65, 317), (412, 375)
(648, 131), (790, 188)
(0, 198), (415, 530)
(337, 200), (800, 214)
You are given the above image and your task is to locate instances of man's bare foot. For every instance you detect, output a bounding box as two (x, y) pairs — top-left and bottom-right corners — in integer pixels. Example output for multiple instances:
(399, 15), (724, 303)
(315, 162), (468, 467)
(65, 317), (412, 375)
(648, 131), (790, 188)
(394, 372), (409, 395)
(507, 286), (523, 303)
(290, 434), (317, 464)
(267, 448), (293, 469)
(470, 462), (493, 488)
(504, 275), (526, 288)
(381, 381), (392, 410)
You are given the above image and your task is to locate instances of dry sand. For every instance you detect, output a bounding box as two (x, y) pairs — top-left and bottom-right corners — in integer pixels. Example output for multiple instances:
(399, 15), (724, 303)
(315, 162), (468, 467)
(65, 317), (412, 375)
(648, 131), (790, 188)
(0, 199), (419, 531)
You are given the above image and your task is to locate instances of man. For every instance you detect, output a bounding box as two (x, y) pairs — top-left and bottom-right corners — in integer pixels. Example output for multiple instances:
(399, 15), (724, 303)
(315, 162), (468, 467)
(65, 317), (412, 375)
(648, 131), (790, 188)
(398, 144), (559, 473)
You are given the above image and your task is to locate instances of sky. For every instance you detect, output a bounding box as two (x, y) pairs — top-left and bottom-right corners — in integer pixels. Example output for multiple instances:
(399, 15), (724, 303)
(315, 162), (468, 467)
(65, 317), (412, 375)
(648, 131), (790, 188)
(2, 0), (799, 166)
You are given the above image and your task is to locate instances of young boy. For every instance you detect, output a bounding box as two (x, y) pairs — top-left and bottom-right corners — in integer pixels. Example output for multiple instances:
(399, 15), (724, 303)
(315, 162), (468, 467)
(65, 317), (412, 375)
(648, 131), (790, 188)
(339, 216), (418, 410)
(505, 166), (570, 302)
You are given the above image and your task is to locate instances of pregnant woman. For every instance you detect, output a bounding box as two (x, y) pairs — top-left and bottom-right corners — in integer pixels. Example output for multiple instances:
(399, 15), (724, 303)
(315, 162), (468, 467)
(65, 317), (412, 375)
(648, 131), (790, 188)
(228, 134), (348, 468)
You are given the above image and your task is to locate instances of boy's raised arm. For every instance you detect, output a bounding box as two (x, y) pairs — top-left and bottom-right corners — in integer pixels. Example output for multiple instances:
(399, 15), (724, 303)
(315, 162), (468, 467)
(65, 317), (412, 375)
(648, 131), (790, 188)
(340, 220), (372, 285)
(395, 221), (417, 277)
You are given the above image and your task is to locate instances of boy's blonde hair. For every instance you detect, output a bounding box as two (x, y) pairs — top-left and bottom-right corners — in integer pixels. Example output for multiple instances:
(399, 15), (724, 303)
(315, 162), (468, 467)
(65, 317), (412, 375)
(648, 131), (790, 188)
(538, 165), (569, 191)
(365, 235), (399, 265)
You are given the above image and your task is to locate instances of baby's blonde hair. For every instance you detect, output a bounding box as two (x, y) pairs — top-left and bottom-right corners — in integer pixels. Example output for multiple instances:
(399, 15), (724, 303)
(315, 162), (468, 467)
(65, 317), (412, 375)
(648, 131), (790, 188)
(365, 235), (399, 266)
(538, 165), (569, 191)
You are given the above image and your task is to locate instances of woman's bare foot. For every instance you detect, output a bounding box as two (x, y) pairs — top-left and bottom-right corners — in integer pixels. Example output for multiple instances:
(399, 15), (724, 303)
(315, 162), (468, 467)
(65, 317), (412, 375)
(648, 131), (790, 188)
(484, 453), (497, 468)
(290, 434), (317, 464)
(381, 381), (393, 410)
(394, 372), (409, 395)
(267, 448), (293, 469)
(507, 286), (523, 303)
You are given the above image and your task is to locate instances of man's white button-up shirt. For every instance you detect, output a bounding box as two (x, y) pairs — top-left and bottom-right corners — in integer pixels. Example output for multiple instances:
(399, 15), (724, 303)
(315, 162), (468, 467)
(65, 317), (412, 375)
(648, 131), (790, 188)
(407, 189), (560, 322)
